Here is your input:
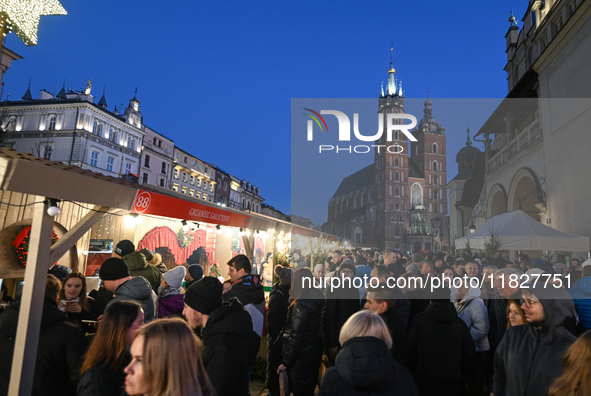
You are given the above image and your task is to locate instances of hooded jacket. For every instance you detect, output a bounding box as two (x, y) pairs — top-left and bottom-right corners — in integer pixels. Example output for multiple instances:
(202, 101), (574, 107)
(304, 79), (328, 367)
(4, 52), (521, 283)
(223, 275), (265, 337)
(122, 251), (162, 292)
(106, 276), (157, 323)
(282, 289), (326, 396)
(493, 284), (577, 396)
(408, 301), (475, 381)
(453, 286), (490, 352)
(568, 276), (591, 330)
(201, 298), (254, 396)
(0, 298), (87, 396)
(318, 337), (418, 396)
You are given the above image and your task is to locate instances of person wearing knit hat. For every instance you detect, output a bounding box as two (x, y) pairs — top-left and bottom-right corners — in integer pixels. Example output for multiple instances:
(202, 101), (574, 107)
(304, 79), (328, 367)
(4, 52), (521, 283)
(274, 265), (293, 286)
(101, 258), (158, 323)
(339, 260), (356, 276)
(114, 240), (163, 294)
(182, 277), (255, 396)
(185, 264), (204, 289)
(157, 266), (186, 318)
(138, 248), (153, 261)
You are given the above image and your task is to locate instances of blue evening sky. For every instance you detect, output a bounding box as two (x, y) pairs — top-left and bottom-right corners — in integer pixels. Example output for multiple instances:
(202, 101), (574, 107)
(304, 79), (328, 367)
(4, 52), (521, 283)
(3, 0), (520, 222)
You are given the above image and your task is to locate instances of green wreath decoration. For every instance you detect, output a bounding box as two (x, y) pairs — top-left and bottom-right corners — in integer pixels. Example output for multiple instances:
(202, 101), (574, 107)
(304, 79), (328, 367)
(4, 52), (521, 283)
(176, 228), (194, 248)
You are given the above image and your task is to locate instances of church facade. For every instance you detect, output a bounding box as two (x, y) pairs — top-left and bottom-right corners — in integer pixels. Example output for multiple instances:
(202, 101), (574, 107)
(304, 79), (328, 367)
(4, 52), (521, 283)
(321, 59), (450, 252)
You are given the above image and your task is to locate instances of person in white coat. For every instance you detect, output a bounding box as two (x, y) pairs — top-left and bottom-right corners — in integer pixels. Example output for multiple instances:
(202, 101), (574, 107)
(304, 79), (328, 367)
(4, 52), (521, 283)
(453, 279), (490, 396)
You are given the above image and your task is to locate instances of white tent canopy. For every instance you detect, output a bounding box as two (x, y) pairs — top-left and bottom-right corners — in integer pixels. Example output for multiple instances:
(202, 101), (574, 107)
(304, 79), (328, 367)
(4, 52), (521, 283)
(455, 210), (590, 252)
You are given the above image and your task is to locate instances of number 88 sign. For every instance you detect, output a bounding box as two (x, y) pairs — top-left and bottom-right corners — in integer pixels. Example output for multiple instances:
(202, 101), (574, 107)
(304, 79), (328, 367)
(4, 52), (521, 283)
(133, 191), (152, 213)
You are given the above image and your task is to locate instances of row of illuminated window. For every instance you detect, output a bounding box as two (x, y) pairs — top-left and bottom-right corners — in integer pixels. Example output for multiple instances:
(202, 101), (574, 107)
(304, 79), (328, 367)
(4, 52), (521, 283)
(172, 168), (214, 192)
(92, 120), (139, 151)
(172, 184), (208, 201)
(89, 150), (134, 174)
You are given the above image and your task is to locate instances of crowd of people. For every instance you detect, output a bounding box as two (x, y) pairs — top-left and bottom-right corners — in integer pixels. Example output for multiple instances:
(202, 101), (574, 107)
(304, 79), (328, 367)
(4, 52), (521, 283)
(0, 240), (590, 396)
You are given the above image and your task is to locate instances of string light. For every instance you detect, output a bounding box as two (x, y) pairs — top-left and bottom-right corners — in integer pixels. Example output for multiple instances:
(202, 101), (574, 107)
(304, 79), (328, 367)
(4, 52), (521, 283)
(0, 0), (67, 46)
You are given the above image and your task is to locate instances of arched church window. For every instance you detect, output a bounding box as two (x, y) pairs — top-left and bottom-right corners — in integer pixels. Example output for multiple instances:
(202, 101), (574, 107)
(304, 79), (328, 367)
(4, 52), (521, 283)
(394, 157), (399, 167)
(395, 171), (400, 182)
(411, 183), (423, 207)
(433, 143), (438, 154)
(394, 185), (400, 197)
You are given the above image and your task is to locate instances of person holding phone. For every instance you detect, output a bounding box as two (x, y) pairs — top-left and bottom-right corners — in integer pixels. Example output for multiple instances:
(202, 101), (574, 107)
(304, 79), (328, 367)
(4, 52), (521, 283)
(58, 272), (98, 333)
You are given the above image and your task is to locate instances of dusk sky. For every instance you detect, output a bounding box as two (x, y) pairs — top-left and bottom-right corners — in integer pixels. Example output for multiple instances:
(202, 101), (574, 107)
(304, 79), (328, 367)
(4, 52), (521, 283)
(3, 0), (519, 223)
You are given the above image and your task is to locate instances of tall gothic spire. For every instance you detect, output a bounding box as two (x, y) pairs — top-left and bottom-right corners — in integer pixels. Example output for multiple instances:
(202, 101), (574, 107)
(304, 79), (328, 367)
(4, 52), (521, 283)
(387, 43), (396, 96)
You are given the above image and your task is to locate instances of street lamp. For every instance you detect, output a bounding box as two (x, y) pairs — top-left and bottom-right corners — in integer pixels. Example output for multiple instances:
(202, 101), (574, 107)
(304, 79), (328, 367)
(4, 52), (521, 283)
(469, 222), (476, 233)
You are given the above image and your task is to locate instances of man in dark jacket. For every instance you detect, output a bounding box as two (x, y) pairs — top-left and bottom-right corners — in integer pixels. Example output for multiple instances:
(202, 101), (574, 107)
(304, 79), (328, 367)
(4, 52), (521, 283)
(101, 257), (158, 322)
(0, 275), (87, 396)
(323, 260), (361, 365)
(183, 277), (254, 396)
(364, 286), (409, 367)
(408, 286), (475, 395)
(223, 254), (264, 394)
(488, 268), (521, 349)
(493, 284), (577, 396)
(113, 239), (162, 293)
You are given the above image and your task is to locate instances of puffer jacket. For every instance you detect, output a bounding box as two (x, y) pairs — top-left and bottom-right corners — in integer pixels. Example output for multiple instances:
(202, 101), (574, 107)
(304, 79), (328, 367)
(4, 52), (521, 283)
(323, 280), (360, 350)
(106, 277), (157, 323)
(77, 353), (131, 396)
(0, 298), (87, 396)
(569, 276), (591, 330)
(318, 337), (418, 396)
(454, 286), (490, 352)
(282, 289), (326, 396)
(408, 301), (475, 382)
(201, 298), (254, 396)
(493, 284), (577, 396)
(157, 293), (184, 318)
(122, 251), (162, 292)
(266, 282), (290, 393)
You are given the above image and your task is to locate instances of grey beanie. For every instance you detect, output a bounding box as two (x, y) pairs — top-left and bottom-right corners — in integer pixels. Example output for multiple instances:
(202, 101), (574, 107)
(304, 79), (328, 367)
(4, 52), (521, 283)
(163, 266), (186, 289)
(274, 265), (293, 286)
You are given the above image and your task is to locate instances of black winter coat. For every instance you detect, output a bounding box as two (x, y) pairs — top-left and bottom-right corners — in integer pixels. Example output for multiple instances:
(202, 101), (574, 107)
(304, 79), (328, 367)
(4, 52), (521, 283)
(318, 337), (418, 396)
(0, 298), (87, 396)
(493, 285), (577, 396)
(323, 282), (360, 350)
(201, 298), (254, 396)
(282, 290), (326, 396)
(408, 301), (475, 382)
(488, 290), (520, 350)
(266, 282), (290, 392)
(380, 307), (409, 367)
(77, 353), (131, 396)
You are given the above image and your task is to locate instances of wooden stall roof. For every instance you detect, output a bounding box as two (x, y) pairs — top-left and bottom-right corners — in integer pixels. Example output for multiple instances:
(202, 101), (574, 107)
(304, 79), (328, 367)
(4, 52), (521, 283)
(0, 148), (337, 240)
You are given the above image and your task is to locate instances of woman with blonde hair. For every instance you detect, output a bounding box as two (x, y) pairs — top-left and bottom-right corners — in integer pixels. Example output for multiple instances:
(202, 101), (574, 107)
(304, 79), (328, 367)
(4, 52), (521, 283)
(124, 318), (215, 396)
(78, 301), (144, 396)
(549, 330), (591, 396)
(319, 310), (418, 396)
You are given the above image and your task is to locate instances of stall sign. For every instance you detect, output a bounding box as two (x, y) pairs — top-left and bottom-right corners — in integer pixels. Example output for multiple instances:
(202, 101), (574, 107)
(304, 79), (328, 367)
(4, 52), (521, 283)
(292, 225), (315, 238)
(131, 190), (251, 228)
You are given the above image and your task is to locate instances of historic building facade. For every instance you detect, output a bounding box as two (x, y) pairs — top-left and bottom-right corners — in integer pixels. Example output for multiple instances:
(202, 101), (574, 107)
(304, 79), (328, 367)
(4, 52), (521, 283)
(448, 0), (591, 254)
(1, 83), (144, 178)
(139, 126), (175, 189)
(171, 147), (217, 202)
(322, 58), (450, 252)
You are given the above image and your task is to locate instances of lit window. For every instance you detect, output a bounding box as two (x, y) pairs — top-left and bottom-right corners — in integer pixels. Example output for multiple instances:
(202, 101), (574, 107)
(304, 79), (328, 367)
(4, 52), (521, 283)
(174, 169), (179, 179)
(182, 172), (187, 182)
(190, 175), (194, 184)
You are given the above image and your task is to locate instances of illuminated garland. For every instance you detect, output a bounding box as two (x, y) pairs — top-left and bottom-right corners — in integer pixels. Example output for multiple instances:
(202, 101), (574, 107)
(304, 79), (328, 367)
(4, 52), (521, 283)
(11, 226), (59, 267)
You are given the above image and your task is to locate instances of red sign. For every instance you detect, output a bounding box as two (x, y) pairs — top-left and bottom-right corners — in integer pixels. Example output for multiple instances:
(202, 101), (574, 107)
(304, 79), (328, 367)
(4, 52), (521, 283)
(131, 190), (251, 228)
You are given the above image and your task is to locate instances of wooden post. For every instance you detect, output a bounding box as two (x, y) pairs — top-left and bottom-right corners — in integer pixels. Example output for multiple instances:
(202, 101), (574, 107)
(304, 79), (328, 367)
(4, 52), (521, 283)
(8, 198), (54, 396)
